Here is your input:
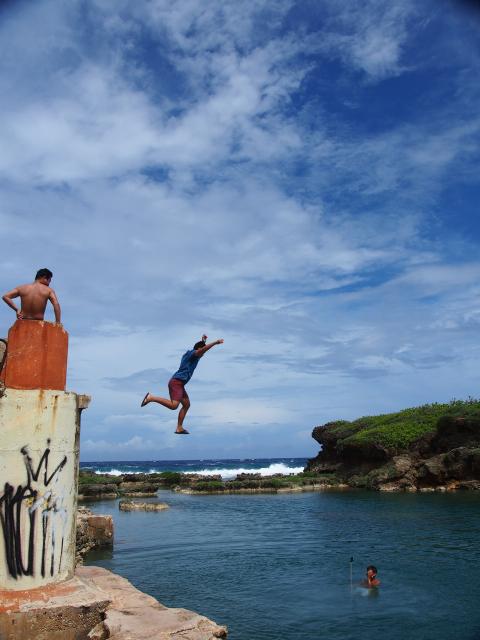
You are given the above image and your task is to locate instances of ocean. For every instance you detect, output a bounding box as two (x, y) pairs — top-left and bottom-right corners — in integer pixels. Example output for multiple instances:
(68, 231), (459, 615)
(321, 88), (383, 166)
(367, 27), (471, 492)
(80, 456), (307, 479)
(82, 458), (480, 640)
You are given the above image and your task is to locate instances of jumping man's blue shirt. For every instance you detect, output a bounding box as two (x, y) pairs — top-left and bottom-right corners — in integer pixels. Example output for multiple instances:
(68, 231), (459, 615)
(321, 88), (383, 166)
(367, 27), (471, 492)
(172, 349), (200, 383)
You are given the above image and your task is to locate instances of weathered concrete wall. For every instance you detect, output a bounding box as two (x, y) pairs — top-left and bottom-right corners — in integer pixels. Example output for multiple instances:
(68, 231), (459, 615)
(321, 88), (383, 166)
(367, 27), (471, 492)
(0, 388), (88, 591)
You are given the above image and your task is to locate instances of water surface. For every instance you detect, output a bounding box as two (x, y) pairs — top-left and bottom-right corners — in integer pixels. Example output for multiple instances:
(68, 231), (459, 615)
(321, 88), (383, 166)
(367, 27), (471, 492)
(86, 490), (480, 640)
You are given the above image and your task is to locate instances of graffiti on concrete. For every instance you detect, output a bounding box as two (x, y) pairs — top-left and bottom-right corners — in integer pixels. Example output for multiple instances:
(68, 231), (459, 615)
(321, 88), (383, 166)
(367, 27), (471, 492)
(0, 440), (68, 579)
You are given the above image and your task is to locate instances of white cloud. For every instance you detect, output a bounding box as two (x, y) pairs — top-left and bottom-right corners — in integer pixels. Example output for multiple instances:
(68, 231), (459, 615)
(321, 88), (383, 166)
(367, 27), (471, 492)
(320, 0), (418, 79)
(0, 0), (479, 461)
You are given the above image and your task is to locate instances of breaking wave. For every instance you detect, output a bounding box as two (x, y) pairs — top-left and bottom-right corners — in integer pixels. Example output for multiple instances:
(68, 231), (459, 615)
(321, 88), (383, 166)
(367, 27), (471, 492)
(185, 462), (304, 480)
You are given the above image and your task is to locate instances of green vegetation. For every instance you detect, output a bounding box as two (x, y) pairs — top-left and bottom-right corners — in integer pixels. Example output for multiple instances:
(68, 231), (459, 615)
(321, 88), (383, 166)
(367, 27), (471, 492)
(78, 471), (122, 485)
(157, 471), (185, 486)
(335, 398), (480, 452)
(192, 481), (225, 491)
(188, 473), (338, 492)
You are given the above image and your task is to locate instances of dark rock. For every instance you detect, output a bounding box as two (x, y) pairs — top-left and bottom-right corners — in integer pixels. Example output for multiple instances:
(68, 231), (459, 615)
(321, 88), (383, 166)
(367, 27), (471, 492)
(119, 481), (158, 494)
(119, 500), (169, 512)
(78, 483), (119, 500)
(431, 417), (480, 453)
(76, 507), (113, 563)
(236, 473), (262, 480)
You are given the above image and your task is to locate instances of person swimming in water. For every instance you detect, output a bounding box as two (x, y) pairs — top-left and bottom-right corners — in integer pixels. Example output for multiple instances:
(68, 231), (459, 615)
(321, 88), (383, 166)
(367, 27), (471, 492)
(140, 334), (224, 434)
(364, 565), (380, 588)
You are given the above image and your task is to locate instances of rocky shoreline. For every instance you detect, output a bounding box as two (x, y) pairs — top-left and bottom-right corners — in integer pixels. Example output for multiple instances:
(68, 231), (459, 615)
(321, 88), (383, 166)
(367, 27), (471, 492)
(78, 469), (344, 499)
(306, 402), (480, 491)
(77, 401), (480, 501)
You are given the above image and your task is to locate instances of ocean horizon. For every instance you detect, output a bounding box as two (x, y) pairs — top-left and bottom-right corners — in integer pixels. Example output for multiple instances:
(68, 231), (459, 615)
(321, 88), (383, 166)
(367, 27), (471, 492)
(80, 457), (309, 480)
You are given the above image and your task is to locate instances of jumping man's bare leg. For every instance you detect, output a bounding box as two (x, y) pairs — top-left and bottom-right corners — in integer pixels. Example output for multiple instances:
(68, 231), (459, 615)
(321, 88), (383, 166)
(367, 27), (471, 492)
(176, 398), (190, 433)
(142, 393), (180, 410)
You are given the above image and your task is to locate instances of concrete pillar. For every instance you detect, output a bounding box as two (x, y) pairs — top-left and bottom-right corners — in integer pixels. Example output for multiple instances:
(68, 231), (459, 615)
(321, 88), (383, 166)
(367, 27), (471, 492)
(0, 321), (89, 591)
(0, 320), (68, 390)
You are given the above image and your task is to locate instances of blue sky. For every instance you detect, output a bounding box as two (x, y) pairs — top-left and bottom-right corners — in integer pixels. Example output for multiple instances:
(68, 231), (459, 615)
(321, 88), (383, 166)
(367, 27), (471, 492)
(1, 0), (479, 461)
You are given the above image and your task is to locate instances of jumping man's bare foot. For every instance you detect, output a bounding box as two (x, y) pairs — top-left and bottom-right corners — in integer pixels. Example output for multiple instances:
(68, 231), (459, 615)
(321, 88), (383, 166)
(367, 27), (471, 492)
(141, 392), (150, 407)
(175, 428), (190, 434)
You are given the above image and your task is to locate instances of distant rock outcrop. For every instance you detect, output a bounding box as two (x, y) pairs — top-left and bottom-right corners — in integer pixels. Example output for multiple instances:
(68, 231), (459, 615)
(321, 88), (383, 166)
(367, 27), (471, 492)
(119, 500), (169, 512)
(305, 403), (480, 491)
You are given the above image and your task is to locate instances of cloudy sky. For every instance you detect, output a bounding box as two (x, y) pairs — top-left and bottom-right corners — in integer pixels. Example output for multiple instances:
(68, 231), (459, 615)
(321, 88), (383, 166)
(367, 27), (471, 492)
(1, 0), (479, 461)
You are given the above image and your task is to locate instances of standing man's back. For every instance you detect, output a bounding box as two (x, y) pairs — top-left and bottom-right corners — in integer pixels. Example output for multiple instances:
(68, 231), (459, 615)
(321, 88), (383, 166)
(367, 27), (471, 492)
(2, 268), (61, 322)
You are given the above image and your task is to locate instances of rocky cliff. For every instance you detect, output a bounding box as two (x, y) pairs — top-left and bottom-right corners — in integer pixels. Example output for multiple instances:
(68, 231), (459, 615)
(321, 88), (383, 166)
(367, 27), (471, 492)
(305, 400), (480, 491)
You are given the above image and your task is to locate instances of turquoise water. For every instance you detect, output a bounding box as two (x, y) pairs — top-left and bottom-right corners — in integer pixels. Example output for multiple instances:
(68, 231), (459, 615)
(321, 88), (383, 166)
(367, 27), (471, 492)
(85, 490), (480, 640)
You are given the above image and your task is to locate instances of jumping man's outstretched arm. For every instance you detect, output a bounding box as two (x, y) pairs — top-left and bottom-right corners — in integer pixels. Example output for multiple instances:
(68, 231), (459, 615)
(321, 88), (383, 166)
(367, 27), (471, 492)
(195, 338), (224, 357)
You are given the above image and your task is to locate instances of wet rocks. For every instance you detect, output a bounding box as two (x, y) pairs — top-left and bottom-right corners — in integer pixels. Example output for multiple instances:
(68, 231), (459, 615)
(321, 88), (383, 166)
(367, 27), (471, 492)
(119, 500), (169, 512)
(76, 508), (113, 564)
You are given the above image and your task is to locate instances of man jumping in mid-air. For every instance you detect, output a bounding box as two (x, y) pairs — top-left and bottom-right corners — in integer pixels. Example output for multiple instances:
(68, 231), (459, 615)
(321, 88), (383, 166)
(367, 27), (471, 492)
(141, 334), (224, 434)
(2, 268), (61, 323)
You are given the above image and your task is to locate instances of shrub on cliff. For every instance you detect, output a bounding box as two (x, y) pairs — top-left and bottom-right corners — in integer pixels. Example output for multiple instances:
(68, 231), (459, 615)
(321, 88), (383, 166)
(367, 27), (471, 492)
(325, 398), (480, 454)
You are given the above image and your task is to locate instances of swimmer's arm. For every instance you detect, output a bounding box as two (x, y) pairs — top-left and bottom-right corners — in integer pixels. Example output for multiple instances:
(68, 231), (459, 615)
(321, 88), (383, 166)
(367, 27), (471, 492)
(2, 288), (22, 318)
(48, 289), (62, 323)
(194, 338), (224, 357)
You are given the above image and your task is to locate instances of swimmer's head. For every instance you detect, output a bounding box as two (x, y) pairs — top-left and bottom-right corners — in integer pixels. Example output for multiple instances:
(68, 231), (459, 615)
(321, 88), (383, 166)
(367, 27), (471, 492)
(367, 565), (378, 577)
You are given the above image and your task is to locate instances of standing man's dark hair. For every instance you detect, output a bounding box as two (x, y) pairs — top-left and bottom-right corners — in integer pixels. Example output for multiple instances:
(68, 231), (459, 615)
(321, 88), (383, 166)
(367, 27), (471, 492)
(35, 268), (53, 280)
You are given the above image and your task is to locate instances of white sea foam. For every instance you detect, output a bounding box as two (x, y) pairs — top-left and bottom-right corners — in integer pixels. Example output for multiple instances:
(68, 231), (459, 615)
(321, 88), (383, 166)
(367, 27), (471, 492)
(185, 462), (304, 480)
(93, 462), (305, 479)
(95, 468), (142, 476)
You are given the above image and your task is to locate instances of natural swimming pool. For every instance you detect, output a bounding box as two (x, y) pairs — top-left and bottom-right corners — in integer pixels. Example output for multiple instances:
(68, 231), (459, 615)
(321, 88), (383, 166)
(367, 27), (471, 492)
(86, 489), (480, 640)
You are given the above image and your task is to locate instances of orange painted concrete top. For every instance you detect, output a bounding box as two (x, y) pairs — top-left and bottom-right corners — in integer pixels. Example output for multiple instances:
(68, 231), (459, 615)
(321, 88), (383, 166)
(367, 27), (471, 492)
(0, 320), (68, 391)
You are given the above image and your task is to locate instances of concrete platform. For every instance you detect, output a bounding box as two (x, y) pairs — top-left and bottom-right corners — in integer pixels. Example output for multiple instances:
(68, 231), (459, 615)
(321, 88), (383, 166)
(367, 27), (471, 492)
(0, 566), (227, 640)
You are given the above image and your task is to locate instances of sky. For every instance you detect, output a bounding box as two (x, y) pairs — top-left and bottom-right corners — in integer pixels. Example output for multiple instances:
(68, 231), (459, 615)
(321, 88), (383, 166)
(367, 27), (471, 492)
(1, 0), (479, 462)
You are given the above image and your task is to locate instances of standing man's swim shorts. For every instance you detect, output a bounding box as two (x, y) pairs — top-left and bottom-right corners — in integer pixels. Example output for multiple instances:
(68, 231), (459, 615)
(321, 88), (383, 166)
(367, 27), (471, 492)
(168, 377), (189, 402)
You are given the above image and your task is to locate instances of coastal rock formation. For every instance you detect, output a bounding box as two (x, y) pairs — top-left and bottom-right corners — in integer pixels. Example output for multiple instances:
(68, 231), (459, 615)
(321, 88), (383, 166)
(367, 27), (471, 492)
(0, 566), (227, 640)
(306, 404), (480, 491)
(76, 508), (114, 563)
(119, 500), (170, 512)
(78, 471), (224, 500)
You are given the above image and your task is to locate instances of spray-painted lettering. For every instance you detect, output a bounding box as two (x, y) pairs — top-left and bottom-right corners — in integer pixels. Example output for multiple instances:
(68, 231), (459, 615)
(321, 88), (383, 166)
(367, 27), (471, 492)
(0, 440), (67, 579)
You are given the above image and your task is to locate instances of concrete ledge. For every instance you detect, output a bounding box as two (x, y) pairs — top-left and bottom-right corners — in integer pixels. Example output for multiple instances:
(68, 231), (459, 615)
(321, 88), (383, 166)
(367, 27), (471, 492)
(0, 572), (109, 640)
(77, 566), (227, 640)
(0, 566), (227, 640)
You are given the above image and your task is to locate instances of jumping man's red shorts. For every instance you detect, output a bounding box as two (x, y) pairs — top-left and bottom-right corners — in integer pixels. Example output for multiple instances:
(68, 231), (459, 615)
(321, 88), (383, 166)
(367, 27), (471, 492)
(168, 378), (189, 402)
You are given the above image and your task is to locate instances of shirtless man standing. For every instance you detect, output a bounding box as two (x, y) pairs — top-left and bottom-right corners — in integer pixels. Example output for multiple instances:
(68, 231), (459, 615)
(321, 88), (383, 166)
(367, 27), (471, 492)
(2, 268), (61, 323)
